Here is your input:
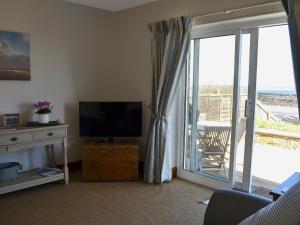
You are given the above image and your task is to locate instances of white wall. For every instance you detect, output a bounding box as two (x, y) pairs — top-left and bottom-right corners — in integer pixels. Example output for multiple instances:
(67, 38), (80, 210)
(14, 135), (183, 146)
(0, 0), (115, 170)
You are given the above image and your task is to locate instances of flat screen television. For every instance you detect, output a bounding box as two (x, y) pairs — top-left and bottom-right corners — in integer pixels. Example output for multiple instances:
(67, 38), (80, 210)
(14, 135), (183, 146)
(79, 102), (142, 138)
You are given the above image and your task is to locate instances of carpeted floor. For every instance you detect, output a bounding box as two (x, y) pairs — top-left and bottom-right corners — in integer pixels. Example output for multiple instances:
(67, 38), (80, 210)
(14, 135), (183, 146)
(0, 172), (213, 225)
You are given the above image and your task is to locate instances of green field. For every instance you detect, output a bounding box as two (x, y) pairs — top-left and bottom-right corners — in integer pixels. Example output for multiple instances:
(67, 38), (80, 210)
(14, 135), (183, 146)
(256, 119), (300, 133)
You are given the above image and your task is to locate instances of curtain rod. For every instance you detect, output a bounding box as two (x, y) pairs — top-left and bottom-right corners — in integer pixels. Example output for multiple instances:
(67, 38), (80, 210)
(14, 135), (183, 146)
(193, 1), (282, 19)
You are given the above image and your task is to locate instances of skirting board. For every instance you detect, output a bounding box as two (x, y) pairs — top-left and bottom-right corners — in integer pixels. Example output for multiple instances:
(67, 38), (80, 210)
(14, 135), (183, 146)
(57, 160), (82, 172)
(172, 167), (177, 178)
(58, 161), (177, 179)
(139, 162), (177, 179)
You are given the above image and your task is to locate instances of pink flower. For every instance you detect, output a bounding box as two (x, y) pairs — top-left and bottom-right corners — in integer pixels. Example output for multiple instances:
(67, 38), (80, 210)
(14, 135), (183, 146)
(33, 101), (53, 114)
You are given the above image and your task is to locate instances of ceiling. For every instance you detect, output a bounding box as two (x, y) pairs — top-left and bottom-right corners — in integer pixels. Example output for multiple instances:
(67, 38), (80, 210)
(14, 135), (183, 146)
(64, 0), (159, 12)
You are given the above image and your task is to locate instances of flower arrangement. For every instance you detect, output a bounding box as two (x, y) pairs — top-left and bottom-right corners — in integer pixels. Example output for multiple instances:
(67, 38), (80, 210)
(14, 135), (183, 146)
(34, 101), (53, 114)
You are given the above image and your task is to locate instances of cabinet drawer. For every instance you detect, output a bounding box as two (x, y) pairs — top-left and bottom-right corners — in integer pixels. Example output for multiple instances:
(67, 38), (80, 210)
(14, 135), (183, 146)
(0, 133), (33, 146)
(32, 128), (66, 140)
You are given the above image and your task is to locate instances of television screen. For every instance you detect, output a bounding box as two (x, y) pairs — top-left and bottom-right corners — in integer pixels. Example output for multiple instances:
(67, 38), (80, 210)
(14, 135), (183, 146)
(79, 102), (142, 137)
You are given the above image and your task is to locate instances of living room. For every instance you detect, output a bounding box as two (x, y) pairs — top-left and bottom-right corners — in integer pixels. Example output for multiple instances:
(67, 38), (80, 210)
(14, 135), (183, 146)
(0, 0), (299, 225)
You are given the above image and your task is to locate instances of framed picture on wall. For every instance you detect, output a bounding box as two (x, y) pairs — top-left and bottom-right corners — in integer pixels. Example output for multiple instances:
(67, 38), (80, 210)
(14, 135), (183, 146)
(0, 30), (31, 81)
(3, 113), (21, 127)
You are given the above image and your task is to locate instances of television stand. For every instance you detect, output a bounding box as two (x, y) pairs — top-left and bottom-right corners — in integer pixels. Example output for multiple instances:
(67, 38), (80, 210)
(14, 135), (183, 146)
(94, 139), (107, 143)
(82, 140), (139, 181)
(95, 137), (137, 144)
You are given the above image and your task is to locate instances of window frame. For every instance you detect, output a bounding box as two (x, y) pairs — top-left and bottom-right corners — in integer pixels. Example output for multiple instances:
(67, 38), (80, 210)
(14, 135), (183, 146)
(177, 12), (288, 190)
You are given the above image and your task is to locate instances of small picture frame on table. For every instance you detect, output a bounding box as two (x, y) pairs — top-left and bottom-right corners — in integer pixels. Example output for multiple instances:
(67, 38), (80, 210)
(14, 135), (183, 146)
(3, 113), (21, 127)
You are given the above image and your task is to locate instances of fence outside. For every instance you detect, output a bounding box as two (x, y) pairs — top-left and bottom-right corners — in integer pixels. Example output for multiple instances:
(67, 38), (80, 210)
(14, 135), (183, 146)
(193, 86), (276, 122)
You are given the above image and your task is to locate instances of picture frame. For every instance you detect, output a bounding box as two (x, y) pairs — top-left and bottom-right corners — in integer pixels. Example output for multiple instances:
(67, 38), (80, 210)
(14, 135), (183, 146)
(0, 31), (31, 81)
(3, 113), (21, 127)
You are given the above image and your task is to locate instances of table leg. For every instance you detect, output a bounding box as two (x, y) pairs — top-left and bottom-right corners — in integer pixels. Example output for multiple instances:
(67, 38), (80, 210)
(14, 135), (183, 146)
(62, 138), (69, 185)
(50, 144), (56, 167)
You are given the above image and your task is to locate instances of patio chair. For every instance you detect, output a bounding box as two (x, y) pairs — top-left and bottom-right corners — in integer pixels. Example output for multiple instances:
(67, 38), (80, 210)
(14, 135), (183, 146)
(197, 126), (231, 177)
(196, 118), (247, 178)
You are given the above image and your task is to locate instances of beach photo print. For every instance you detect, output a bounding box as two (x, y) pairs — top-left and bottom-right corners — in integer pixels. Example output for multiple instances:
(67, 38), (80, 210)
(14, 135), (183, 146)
(0, 31), (30, 81)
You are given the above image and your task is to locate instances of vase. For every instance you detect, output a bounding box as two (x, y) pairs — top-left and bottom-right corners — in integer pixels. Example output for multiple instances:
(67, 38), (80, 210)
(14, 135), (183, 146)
(38, 114), (50, 124)
(30, 108), (38, 122)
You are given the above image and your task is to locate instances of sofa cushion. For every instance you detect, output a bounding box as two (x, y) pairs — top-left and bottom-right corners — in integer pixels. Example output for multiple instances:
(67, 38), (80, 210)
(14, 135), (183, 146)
(238, 181), (300, 225)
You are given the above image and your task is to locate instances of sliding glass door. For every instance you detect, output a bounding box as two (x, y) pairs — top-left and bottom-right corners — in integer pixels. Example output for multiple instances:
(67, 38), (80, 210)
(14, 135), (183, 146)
(179, 15), (299, 193)
(181, 29), (243, 188)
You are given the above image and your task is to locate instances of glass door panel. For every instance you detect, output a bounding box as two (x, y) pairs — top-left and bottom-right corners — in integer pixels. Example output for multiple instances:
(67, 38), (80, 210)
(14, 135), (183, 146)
(197, 35), (235, 180)
(184, 34), (238, 182)
(250, 25), (300, 195)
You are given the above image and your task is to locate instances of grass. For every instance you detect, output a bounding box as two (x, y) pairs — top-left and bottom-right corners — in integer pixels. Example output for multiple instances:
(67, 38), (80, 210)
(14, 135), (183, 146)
(256, 119), (300, 133)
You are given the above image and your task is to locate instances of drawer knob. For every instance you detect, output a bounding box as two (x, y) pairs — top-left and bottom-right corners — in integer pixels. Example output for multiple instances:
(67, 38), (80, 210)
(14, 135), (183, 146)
(10, 137), (18, 142)
(47, 132), (54, 136)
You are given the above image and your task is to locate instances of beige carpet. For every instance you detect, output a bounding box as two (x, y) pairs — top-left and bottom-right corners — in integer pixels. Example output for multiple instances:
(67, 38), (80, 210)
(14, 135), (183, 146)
(0, 172), (213, 225)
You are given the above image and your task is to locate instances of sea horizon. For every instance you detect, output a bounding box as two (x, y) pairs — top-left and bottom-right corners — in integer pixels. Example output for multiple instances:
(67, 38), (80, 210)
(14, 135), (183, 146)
(257, 87), (296, 95)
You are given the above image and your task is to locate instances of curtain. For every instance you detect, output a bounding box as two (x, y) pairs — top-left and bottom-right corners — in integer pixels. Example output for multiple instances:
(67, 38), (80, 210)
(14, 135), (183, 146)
(144, 16), (192, 183)
(282, 0), (300, 118)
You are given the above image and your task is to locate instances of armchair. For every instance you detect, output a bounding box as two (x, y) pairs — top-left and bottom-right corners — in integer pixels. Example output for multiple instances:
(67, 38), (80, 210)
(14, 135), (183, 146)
(203, 189), (272, 225)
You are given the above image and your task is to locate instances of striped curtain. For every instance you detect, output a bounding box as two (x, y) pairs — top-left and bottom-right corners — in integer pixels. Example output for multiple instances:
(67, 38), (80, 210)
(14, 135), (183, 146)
(282, 0), (300, 118)
(144, 17), (192, 183)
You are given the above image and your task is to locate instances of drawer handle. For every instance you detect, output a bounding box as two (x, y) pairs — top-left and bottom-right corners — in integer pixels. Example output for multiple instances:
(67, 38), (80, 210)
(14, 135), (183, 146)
(48, 132), (54, 136)
(10, 137), (18, 142)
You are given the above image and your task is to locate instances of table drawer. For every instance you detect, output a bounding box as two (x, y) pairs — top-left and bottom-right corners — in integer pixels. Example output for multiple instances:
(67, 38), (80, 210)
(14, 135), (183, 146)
(32, 128), (66, 140)
(0, 133), (33, 146)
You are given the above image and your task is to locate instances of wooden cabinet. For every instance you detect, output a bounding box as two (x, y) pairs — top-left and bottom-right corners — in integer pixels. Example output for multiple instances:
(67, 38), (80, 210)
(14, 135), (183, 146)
(82, 141), (139, 181)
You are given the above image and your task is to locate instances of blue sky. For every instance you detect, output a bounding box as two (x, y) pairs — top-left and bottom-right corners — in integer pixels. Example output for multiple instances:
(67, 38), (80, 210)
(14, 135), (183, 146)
(191, 24), (295, 90)
(0, 31), (30, 57)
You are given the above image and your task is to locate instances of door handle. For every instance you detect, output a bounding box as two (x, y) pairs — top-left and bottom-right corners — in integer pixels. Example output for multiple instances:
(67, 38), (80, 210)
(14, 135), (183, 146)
(10, 137), (18, 142)
(47, 132), (54, 136)
(244, 100), (248, 117)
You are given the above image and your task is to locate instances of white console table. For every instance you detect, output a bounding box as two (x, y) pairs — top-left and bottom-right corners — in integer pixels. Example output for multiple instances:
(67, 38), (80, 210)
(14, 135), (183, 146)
(0, 124), (68, 195)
